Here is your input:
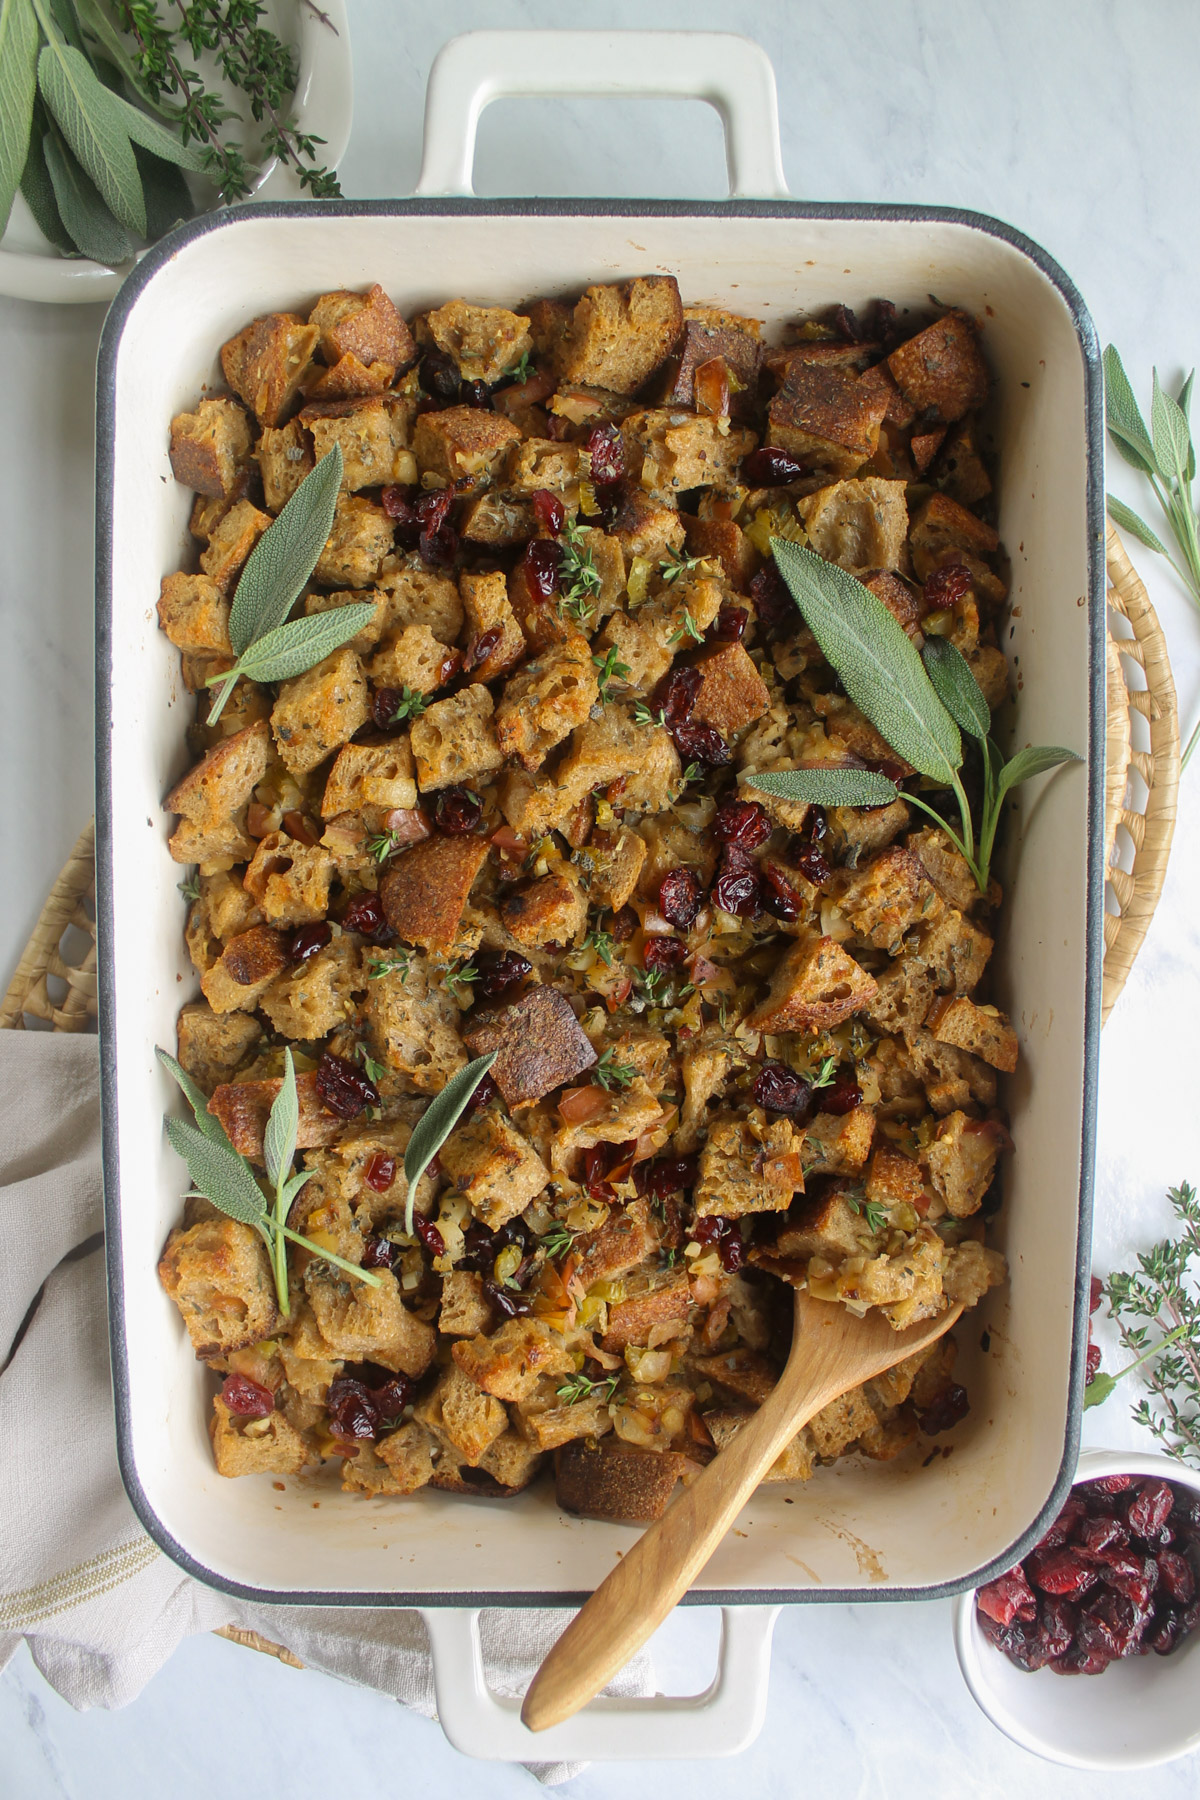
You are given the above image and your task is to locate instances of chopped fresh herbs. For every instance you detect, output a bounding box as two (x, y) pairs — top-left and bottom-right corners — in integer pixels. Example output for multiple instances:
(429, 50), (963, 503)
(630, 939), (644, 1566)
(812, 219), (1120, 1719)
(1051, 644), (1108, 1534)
(595, 1048), (637, 1091)
(177, 873), (201, 902)
(811, 1056), (837, 1090)
(386, 685), (429, 724)
(668, 609), (703, 647)
(539, 1223), (578, 1261)
(558, 515), (603, 625)
(593, 644), (631, 702)
(659, 546), (704, 585)
(366, 830), (401, 864)
(556, 1370), (620, 1406)
(355, 1044), (386, 1084)
(508, 348), (536, 384)
(441, 962), (479, 1000)
(583, 927), (615, 967)
(633, 701), (667, 729)
(369, 950), (412, 983)
(846, 1194), (890, 1235)
(632, 967), (671, 1009)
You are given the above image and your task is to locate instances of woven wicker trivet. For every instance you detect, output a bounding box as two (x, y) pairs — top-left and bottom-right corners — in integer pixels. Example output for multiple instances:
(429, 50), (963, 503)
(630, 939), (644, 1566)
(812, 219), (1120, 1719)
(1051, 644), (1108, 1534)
(0, 528), (1182, 1670)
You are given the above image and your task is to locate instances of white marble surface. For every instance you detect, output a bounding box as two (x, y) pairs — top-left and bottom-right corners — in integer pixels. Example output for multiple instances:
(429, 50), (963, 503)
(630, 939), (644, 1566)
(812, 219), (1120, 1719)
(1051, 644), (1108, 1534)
(4, 0), (1200, 1792)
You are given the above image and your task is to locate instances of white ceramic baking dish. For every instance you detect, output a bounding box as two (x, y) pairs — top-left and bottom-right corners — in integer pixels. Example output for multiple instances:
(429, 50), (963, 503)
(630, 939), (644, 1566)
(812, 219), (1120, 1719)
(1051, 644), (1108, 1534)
(95, 32), (1105, 1763)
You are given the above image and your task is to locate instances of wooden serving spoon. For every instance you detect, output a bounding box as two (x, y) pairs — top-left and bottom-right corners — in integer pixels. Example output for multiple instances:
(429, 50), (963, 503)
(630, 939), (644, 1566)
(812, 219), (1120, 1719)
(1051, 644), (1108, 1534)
(522, 1289), (965, 1733)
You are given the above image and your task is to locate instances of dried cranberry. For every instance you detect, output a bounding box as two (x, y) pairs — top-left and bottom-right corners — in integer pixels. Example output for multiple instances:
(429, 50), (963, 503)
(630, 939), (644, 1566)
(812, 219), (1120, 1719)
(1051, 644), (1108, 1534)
(418, 349), (461, 402)
(749, 563), (797, 639)
(977, 1567), (1038, 1628)
(371, 1374), (415, 1425)
(341, 890), (394, 944)
(288, 921), (331, 962)
(691, 1214), (745, 1272)
(1146, 1606), (1187, 1655)
(829, 303), (863, 342)
(381, 483), (418, 523)
(315, 1051), (379, 1120)
(220, 1374), (274, 1418)
(741, 446), (808, 485)
(457, 1221), (498, 1274)
(466, 1071), (498, 1113)
(915, 1383), (970, 1436)
(585, 422), (625, 487)
(363, 1152), (396, 1193)
(658, 866), (702, 929)
(372, 686), (405, 729)
(869, 298), (901, 349)
(1089, 1274), (1103, 1313)
(413, 1215), (446, 1258)
(460, 378), (492, 409)
(923, 562), (973, 610)
(327, 1377), (379, 1442)
(434, 785), (483, 835)
(712, 845), (762, 918)
(466, 625), (503, 671)
(653, 664), (702, 726)
(822, 1074), (863, 1116)
(709, 603), (748, 643)
(672, 719), (732, 766)
(610, 905), (638, 943)
(1170, 1490), (1200, 1529)
(1076, 1514), (1128, 1556)
(643, 935), (687, 973)
(522, 536), (563, 599)
(1028, 1545), (1100, 1599)
(484, 1279), (532, 1319)
(762, 863), (802, 922)
(1156, 1550), (1195, 1605)
(1086, 1341), (1102, 1381)
(1079, 1588), (1147, 1660)
(1095, 1549), (1156, 1611)
(1037, 1495), (1087, 1549)
(978, 1611), (1045, 1671)
(715, 798), (772, 849)
(473, 950), (532, 998)
(753, 1061), (813, 1119)
(1039, 1595), (1077, 1662)
(1051, 1643), (1111, 1675)
(645, 1156), (698, 1201)
(531, 488), (566, 535)
(1128, 1478), (1175, 1538)
(1085, 1474), (1135, 1496)
(361, 1236), (396, 1270)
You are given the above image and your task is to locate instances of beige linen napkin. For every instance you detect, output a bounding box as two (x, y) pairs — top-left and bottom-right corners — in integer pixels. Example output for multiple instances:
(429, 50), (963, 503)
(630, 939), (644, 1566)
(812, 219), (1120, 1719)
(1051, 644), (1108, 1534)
(0, 1030), (651, 1782)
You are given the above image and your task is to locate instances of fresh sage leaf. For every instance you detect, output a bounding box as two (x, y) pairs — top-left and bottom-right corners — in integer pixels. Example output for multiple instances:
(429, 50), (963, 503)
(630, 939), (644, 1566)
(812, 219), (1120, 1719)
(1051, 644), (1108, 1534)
(134, 142), (194, 239)
(214, 603), (377, 689)
(403, 1051), (498, 1236)
(280, 1169), (312, 1211)
(43, 122), (133, 264)
(228, 445), (344, 655)
(1082, 1371), (1116, 1410)
(922, 636), (990, 742)
(1103, 345), (1157, 476)
(106, 86), (208, 170)
(165, 1114), (268, 1231)
(47, 0), (82, 50)
(157, 1046), (228, 1146)
(19, 100), (73, 252)
(1106, 494), (1170, 558)
(770, 538), (963, 784)
(0, 0), (39, 237)
(994, 743), (1082, 805)
(746, 766), (900, 809)
(36, 40), (146, 236)
(1151, 368), (1192, 490)
(263, 1048), (299, 1191)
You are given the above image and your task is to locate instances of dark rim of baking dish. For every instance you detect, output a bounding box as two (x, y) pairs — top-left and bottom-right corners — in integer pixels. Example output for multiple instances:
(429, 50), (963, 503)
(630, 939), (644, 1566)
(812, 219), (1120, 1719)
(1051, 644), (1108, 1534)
(95, 197), (1105, 1611)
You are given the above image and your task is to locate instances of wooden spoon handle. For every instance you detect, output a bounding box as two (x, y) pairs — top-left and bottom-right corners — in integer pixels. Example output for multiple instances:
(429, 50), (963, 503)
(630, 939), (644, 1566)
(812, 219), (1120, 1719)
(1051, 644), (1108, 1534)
(520, 1356), (831, 1734)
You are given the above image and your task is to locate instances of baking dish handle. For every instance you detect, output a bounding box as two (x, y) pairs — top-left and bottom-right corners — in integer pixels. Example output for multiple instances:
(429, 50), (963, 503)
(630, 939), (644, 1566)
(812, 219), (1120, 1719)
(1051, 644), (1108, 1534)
(422, 1603), (779, 1762)
(415, 30), (790, 200)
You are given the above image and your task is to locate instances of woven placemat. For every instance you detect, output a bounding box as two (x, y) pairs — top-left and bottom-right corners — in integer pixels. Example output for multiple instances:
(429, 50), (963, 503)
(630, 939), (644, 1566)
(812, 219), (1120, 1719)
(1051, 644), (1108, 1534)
(0, 529), (1181, 1670)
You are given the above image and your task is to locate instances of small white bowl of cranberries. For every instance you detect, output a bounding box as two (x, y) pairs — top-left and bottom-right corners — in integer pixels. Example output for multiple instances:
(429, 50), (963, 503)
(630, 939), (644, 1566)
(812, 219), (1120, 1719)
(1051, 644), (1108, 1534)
(953, 1449), (1200, 1769)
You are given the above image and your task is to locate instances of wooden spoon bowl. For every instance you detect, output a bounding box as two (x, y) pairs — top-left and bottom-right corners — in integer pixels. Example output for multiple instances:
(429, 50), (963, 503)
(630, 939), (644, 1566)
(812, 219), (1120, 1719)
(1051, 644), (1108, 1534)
(522, 1288), (964, 1733)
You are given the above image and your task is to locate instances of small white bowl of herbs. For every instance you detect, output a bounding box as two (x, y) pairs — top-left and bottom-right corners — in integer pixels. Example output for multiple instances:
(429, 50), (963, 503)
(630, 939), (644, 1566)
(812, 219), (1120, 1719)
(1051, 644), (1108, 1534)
(0, 0), (352, 305)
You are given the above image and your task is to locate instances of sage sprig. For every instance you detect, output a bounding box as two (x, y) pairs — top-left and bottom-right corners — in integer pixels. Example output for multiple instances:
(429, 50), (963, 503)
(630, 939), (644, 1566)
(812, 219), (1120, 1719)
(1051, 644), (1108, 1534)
(402, 1051), (497, 1237)
(207, 446), (375, 722)
(766, 540), (1080, 893)
(1103, 346), (1200, 769)
(158, 1045), (380, 1314)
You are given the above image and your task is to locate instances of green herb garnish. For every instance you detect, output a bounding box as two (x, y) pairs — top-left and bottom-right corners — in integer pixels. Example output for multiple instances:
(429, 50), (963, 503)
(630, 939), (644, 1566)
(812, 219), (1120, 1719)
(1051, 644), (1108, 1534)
(369, 950), (412, 983)
(810, 1055), (837, 1090)
(158, 1045), (379, 1316)
(659, 546), (704, 585)
(558, 515), (603, 625)
(595, 1048), (636, 1091)
(668, 609), (703, 647)
(402, 1051), (498, 1236)
(355, 1044), (386, 1084)
(846, 1194), (890, 1235)
(366, 829), (401, 864)
(177, 872), (201, 902)
(632, 701), (667, 730)
(593, 644), (631, 703)
(441, 962), (478, 1000)
(556, 1370), (620, 1406)
(539, 1223), (578, 1261)
(583, 927), (615, 967)
(507, 348), (536, 384)
(386, 685), (428, 724)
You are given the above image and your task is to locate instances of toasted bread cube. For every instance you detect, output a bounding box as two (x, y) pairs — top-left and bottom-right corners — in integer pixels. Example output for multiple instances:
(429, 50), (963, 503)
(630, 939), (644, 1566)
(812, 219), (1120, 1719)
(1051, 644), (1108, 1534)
(366, 622), (456, 696)
(865, 1145), (928, 1212)
(907, 827), (980, 912)
(169, 397), (252, 499)
(463, 985), (596, 1109)
(341, 1421), (436, 1496)
(767, 366), (888, 478)
(827, 795), (912, 861)
(704, 1409), (814, 1482)
(199, 924), (289, 1014)
(313, 494), (394, 588)
(495, 633), (597, 772)
(590, 610), (671, 698)
(555, 1438), (699, 1523)
(362, 953), (467, 1093)
(302, 587), (382, 656)
(459, 568), (525, 682)
(913, 908), (993, 995)
(570, 1203), (657, 1290)
(925, 1111), (1004, 1217)
(935, 417), (992, 505)
(657, 309), (763, 420)
(242, 830), (336, 926)
(470, 1426), (544, 1491)
(887, 310), (988, 423)
(508, 435), (582, 498)
(259, 936), (363, 1040)
(943, 1239), (1007, 1307)
(159, 1217), (280, 1358)
(968, 644), (1009, 710)
(416, 1364), (508, 1465)
(221, 311), (318, 426)
(931, 996), (1018, 1073)
(802, 1106), (878, 1178)
(379, 834), (488, 954)
(908, 492), (999, 579)
(909, 1028), (997, 1117)
(549, 1079), (666, 1183)
(525, 297), (572, 358)
(176, 1002), (261, 1094)
(460, 489), (536, 546)
(375, 554), (464, 644)
(811, 692), (915, 776)
(157, 572), (232, 655)
(623, 408), (756, 500)
(307, 1264), (436, 1379)
(837, 846), (942, 952)
(189, 490), (232, 543)
(807, 1387), (878, 1460)
(210, 1397), (310, 1477)
(516, 1384), (615, 1451)
(255, 418), (315, 512)
(862, 569), (924, 638)
(865, 958), (935, 1046)
(439, 1270), (493, 1337)
(694, 1108), (803, 1218)
(307, 353), (396, 403)
(798, 477), (909, 573)
(500, 868), (588, 950)
(773, 1189), (874, 1262)
(419, 299), (532, 384)
(309, 283), (414, 374)
(412, 406), (521, 489)
(320, 741), (417, 822)
(748, 934), (879, 1032)
(199, 498), (272, 594)
(556, 276), (683, 394)
(497, 768), (578, 839)
(571, 825), (646, 913)
(408, 684), (504, 791)
(683, 515), (757, 592)
(556, 704), (681, 816)
(600, 1269), (693, 1353)
(190, 870), (263, 952)
(452, 1318), (572, 1402)
(300, 395), (405, 492)
(689, 641), (770, 738)
(439, 1111), (551, 1231)
(270, 646), (370, 778)
(166, 718), (270, 863)
(606, 487), (687, 563)
(207, 1069), (343, 1160)
(843, 1230), (947, 1331)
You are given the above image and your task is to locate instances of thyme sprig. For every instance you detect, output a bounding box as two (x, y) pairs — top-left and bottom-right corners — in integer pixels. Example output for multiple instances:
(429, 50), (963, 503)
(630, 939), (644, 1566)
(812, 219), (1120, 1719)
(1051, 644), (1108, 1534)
(557, 515), (602, 626)
(556, 1370), (619, 1406)
(594, 1048), (636, 1091)
(593, 644), (631, 703)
